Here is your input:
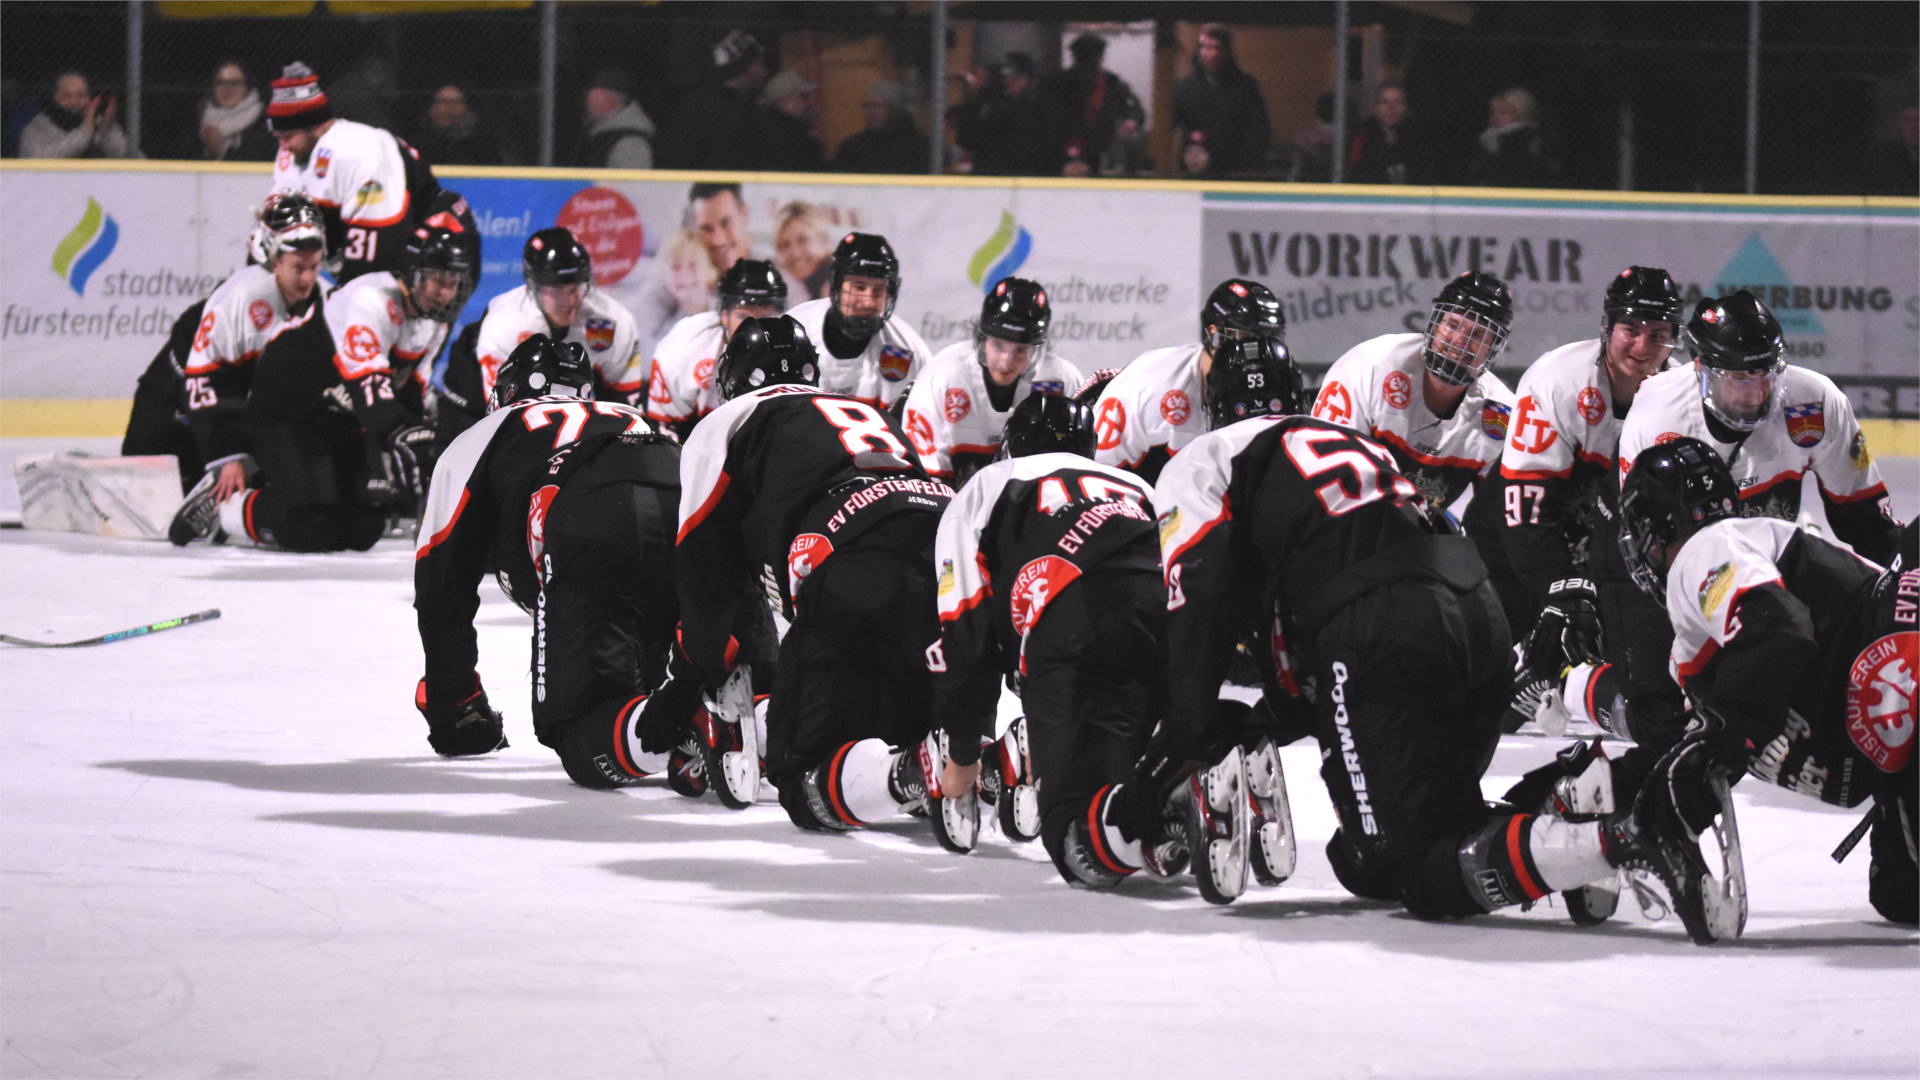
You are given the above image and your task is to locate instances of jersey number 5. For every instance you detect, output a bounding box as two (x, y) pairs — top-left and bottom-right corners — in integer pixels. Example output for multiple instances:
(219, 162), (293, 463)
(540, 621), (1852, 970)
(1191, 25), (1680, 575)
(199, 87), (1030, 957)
(1282, 426), (1417, 516)
(814, 399), (913, 470)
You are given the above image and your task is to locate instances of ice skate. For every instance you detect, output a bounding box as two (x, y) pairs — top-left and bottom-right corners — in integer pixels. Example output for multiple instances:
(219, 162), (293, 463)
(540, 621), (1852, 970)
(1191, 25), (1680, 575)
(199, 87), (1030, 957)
(918, 731), (977, 854)
(1605, 729), (1747, 944)
(667, 732), (708, 798)
(1243, 736), (1296, 887)
(167, 470), (228, 547)
(698, 668), (760, 809)
(992, 715), (1041, 843)
(1168, 745), (1251, 905)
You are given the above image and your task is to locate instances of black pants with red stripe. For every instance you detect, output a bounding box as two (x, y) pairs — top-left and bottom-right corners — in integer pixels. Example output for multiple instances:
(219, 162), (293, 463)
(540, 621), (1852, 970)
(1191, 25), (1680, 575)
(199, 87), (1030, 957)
(535, 474), (681, 790)
(245, 411), (387, 553)
(1022, 568), (1167, 883)
(767, 512), (941, 814)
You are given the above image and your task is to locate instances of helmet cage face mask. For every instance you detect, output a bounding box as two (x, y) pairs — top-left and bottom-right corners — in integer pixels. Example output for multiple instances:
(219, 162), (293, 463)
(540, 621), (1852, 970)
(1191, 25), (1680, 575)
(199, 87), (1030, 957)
(829, 235), (900, 339)
(408, 266), (475, 323)
(1423, 302), (1509, 387)
(1616, 484), (1673, 599)
(1696, 359), (1785, 433)
(832, 272), (897, 338)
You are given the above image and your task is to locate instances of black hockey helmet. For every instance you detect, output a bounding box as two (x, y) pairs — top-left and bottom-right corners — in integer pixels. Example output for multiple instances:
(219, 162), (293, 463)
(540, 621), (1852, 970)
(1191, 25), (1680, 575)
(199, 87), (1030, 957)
(718, 258), (788, 316)
(1423, 271), (1513, 387)
(1617, 437), (1739, 598)
(829, 232), (900, 337)
(490, 333), (595, 412)
(1686, 290), (1786, 434)
(1200, 278), (1285, 357)
(1603, 265), (1683, 331)
(715, 315), (819, 400)
(522, 227), (592, 289)
(978, 277), (1052, 348)
(1205, 338), (1306, 429)
(996, 391), (1094, 460)
(400, 221), (479, 323)
(248, 191), (327, 265)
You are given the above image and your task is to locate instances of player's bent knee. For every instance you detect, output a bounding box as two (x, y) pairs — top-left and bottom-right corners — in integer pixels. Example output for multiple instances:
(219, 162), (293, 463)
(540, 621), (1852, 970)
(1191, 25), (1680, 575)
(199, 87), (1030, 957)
(554, 696), (655, 791)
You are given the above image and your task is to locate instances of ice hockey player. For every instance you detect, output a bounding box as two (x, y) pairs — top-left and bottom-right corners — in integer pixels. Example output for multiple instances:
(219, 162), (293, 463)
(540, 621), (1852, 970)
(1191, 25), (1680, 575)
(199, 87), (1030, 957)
(134, 193), (324, 500)
(903, 277), (1085, 487)
(1092, 278), (1288, 485)
(676, 315), (952, 830)
(1613, 436), (1915, 934)
(1492, 266), (1685, 735)
(785, 233), (933, 410)
(1311, 271), (1524, 631)
(437, 227), (646, 450)
(645, 258), (789, 441)
(412, 334), (698, 789)
(925, 392), (1163, 877)
(1150, 337), (1700, 927)
(170, 217), (477, 552)
(266, 61), (445, 283)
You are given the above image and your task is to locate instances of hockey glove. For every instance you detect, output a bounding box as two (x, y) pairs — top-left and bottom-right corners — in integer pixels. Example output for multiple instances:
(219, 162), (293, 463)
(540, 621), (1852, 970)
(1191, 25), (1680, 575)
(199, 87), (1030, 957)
(385, 425), (436, 512)
(415, 675), (509, 757)
(1540, 577), (1605, 670)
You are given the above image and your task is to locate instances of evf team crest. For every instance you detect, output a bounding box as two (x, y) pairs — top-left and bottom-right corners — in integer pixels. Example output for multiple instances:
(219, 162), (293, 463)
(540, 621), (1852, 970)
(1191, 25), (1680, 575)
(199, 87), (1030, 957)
(1846, 632), (1916, 773)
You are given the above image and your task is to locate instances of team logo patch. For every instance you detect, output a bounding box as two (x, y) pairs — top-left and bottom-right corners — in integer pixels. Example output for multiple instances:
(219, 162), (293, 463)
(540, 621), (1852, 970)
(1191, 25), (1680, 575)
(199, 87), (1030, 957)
(1849, 430), (1873, 469)
(1697, 561), (1735, 616)
(937, 559), (955, 597)
(1382, 371), (1412, 410)
(1315, 381), (1353, 425)
(1030, 380), (1063, 394)
(788, 532), (834, 600)
(1577, 386), (1606, 427)
(584, 318), (615, 352)
(1160, 389), (1192, 426)
(356, 180), (384, 205)
(1656, 431), (1683, 445)
(1845, 632), (1916, 773)
(386, 299), (405, 326)
(1510, 395), (1558, 455)
(1157, 507), (1181, 545)
(1481, 400), (1511, 441)
(905, 409), (935, 457)
(314, 147), (331, 178)
(879, 345), (912, 383)
(1095, 398), (1126, 451)
(944, 387), (971, 423)
(343, 324), (381, 363)
(193, 312), (215, 353)
(1784, 402), (1825, 447)
(526, 484), (561, 572)
(249, 299), (273, 331)
(1009, 555), (1083, 641)
(694, 357), (716, 391)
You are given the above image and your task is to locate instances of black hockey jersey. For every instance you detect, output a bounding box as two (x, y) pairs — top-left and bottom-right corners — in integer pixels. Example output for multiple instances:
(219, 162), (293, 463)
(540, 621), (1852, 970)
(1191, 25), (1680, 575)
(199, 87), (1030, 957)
(931, 454), (1160, 759)
(676, 384), (952, 687)
(414, 396), (673, 706)
(1153, 414), (1436, 742)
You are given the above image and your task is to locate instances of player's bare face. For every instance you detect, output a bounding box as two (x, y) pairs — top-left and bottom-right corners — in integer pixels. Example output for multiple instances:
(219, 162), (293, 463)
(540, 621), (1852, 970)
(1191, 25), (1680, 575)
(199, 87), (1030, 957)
(694, 193), (750, 269)
(981, 337), (1035, 386)
(535, 283), (586, 330)
(1604, 317), (1674, 397)
(272, 247), (325, 306)
(720, 303), (781, 337)
(837, 276), (889, 320)
(274, 126), (319, 164)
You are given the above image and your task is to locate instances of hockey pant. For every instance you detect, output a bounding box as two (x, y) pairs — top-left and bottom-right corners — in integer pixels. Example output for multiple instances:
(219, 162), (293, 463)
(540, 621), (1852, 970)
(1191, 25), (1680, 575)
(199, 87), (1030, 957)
(531, 474), (681, 790)
(1019, 568), (1165, 884)
(768, 513), (941, 826)
(1309, 566), (1517, 919)
(1462, 474), (1536, 643)
(122, 344), (201, 492)
(241, 411), (386, 552)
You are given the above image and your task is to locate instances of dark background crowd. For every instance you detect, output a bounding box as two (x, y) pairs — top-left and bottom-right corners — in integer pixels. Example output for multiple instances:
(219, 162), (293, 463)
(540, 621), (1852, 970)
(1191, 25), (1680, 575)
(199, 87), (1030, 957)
(2, 1), (1914, 196)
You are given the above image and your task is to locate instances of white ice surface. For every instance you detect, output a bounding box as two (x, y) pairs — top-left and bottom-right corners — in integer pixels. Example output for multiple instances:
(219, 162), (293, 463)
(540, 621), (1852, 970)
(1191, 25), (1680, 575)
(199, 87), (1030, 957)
(2, 528), (1915, 1079)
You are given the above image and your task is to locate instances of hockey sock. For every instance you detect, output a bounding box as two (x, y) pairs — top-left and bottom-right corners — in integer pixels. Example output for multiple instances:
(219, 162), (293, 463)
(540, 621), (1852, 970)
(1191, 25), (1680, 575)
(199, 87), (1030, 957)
(217, 490), (266, 546)
(616, 695), (670, 778)
(1459, 814), (1609, 912)
(821, 738), (906, 826)
(1563, 663), (1626, 737)
(1085, 784), (1144, 874)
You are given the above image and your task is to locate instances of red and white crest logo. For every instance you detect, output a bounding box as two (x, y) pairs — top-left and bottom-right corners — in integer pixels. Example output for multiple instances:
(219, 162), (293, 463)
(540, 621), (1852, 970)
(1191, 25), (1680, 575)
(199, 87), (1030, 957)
(342, 324), (382, 363)
(943, 387), (971, 423)
(1382, 371), (1412, 410)
(694, 358), (717, 390)
(1314, 381), (1353, 425)
(906, 408), (935, 457)
(385, 299), (405, 326)
(193, 312), (216, 353)
(1656, 431), (1683, 445)
(787, 532), (834, 600)
(1510, 395), (1558, 456)
(1160, 389), (1192, 426)
(249, 300), (273, 331)
(1009, 555), (1083, 646)
(1846, 633), (1917, 773)
(1577, 386), (1606, 426)
(526, 484), (561, 576)
(1095, 398), (1126, 451)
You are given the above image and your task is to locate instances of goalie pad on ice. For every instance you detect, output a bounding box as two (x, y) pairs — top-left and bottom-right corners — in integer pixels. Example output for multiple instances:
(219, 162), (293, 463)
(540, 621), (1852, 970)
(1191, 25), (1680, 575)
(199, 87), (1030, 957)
(13, 452), (182, 540)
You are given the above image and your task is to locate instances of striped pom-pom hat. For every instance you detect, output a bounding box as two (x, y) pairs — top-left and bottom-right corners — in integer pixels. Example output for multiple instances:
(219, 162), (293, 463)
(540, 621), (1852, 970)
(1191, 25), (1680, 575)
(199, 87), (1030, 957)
(267, 61), (333, 132)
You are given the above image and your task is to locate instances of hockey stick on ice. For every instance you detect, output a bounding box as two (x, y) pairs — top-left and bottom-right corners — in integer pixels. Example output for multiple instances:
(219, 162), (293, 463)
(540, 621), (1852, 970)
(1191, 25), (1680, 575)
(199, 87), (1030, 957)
(0, 608), (221, 649)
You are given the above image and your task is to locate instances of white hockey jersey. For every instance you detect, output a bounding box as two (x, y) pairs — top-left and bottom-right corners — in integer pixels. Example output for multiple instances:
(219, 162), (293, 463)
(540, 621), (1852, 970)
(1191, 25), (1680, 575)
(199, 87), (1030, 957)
(1500, 339), (1636, 486)
(1619, 363), (1890, 528)
(181, 264), (317, 380)
(475, 285), (645, 404)
(1092, 343), (1207, 483)
(271, 119), (415, 233)
(323, 271), (448, 393)
(1311, 332), (1515, 509)
(902, 342), (1085, 481)
(644, 311), (726, 434)
(786, 297), (932, 408)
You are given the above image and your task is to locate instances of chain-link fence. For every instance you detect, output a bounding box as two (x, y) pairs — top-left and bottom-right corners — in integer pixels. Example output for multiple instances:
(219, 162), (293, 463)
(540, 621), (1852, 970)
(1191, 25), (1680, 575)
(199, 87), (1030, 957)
(3, 1), (1913, 196)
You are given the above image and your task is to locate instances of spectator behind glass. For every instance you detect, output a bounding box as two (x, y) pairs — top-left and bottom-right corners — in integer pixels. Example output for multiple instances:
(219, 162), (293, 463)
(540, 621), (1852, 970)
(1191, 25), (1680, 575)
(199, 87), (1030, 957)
(758, 68), (824, 172)
(580, 67), (655, 169)
(832, 79), (930, 175)
(1040, 34), (1146, 172)
(1178, 129), (1218, 179)
(192, 62), (274, 161)
(1864, 100), (1918, 196)
(1467, 86), (1555, 188)
(1290, 91), (1336, 182)
(20, 71), (134, 159)
(774, 201), (834, 300)
(660, 228), (720, 318)
(411, 83), (511, 166)
(952, 54), (1067, 177)
(658, 30), (770, 171)
(1347, 82), (1428, 185)
(1173, 24), (1271, 176)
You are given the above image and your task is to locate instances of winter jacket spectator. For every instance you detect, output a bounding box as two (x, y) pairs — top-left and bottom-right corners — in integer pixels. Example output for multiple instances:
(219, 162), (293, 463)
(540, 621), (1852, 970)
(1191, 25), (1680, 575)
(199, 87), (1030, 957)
(189, 62), (275, 162)
(757, 68), (825, 173)
(1347, 84), (1429, 185)
(20, 72), (134, 159)
(832, 81), (930, 175)
(579, 69), (655, 169)
(411, 84), (512, 167)
(952, 55), (1066, 177)
(1039, 34), (1145, 164)
(656, 30), (770, 171)
(1466, 87), (1556, 188)
(1172, 25), (1271, 176)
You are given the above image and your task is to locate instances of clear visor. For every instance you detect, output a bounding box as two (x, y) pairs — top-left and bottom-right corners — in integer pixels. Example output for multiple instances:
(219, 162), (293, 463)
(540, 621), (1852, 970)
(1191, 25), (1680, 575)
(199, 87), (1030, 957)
(1698, 361), (1783, 433)
(1423, 304), (1509, 386)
